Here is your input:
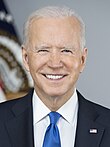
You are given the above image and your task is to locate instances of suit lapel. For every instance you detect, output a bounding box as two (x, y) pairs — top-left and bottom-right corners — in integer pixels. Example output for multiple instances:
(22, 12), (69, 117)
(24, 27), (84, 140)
(5, 89), (34, 147)
(75, 91), (105, 147)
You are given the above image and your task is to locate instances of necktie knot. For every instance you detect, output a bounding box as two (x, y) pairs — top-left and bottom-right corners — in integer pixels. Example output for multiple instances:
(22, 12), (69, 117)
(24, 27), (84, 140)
(49, 111), (61, 125)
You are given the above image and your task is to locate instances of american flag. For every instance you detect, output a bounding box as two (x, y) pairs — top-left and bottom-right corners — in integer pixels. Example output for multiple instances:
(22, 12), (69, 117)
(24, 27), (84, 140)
(0, 0), (32, 102)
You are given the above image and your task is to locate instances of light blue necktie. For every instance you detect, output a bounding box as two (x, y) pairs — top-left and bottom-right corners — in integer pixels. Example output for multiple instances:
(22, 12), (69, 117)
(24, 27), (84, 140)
(43, 112), (61, 147)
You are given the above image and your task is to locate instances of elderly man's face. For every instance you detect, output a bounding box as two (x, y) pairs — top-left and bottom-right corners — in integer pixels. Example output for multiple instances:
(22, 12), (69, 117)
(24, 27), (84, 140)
(23, 17), (87, 100)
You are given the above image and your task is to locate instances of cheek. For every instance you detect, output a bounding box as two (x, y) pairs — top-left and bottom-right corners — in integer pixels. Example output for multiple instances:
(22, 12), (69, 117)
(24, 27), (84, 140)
(65, 57), (81, 71)
(73, 61), (81, 70)
(28, 55), (48, 73)
(66, 58), (82, 80)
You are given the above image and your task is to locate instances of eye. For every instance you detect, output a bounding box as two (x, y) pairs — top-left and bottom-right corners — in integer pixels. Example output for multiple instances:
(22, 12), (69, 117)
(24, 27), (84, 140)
(36, 49), (49, 55)
(61, 49), (73, 54)
(37, 49), (49, 53)
(34, 46), (50, 55)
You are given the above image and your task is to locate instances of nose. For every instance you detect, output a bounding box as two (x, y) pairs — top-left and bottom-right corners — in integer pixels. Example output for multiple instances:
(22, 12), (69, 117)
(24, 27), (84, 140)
(47, 51), (63, 68)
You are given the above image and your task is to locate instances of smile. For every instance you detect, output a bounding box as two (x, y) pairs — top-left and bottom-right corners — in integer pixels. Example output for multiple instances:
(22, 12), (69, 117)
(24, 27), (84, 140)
(43, 74), (66, 80)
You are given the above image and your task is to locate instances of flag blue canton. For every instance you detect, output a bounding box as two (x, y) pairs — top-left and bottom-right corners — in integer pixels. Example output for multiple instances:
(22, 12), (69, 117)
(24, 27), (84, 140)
(0, 0), (20, 40)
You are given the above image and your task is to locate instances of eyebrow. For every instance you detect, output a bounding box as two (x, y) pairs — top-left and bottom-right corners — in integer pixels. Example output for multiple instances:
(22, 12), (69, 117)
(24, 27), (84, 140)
(35, 43), (77, 50)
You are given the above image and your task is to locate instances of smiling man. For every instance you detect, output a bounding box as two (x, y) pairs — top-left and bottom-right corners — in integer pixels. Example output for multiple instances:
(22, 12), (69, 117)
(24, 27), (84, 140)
(22, 13), (87, 112)
(0, 6), (110, 147)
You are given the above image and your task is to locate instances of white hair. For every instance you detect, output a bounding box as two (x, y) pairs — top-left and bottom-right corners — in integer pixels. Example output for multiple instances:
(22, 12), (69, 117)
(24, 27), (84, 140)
(23, 6), (86, 50)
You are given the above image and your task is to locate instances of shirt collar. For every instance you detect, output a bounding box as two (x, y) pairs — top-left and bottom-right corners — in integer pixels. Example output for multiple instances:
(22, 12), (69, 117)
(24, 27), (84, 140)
(57, 89), (78, 125)
(33, 89), (78, 125)
(33, 91), (50, 125)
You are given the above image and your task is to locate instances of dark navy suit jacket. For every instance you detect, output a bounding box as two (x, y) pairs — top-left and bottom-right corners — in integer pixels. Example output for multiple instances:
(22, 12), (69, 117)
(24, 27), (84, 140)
(0, 89), (110, 147)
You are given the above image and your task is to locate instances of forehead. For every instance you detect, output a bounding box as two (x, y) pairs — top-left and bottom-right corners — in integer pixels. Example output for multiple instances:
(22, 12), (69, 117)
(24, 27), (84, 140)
(29, 17), (81, 47)
(30, 16), (81, 33)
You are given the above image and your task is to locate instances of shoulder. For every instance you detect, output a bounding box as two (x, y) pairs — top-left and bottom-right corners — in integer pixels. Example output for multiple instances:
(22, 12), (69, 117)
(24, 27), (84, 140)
(77, 90), (110, 126)
(77, 90), (110, 113)
(0, 98), (20, 123)
(0, 88), (34, 121)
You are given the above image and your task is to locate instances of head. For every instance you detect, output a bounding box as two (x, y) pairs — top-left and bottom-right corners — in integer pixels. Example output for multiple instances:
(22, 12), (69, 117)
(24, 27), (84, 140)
(22, 6), (87, 109)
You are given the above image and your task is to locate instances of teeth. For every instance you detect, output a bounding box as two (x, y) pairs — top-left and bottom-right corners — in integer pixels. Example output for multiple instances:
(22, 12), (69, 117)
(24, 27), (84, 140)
(45, 75), (64, 80)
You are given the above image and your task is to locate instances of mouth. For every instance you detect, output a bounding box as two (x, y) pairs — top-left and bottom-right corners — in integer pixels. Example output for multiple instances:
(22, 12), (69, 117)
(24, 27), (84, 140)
(42, 74), (67, 80)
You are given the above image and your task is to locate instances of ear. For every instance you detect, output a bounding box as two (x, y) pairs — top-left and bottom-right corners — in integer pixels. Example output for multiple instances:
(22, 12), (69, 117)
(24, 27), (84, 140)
(22, 45), (30, 72)
(80, 48), (88, 73)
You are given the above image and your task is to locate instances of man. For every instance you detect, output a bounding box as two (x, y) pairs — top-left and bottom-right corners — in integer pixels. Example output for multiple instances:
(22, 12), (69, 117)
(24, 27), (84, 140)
(0, 6), (110, 147)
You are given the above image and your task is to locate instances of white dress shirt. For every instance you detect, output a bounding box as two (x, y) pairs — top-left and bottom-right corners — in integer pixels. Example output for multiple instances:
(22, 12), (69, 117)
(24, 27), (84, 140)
(33, 89), (78, 147)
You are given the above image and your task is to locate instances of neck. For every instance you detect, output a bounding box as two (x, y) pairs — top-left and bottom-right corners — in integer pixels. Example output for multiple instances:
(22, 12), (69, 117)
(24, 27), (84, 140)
(34, 88), (75, 111)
